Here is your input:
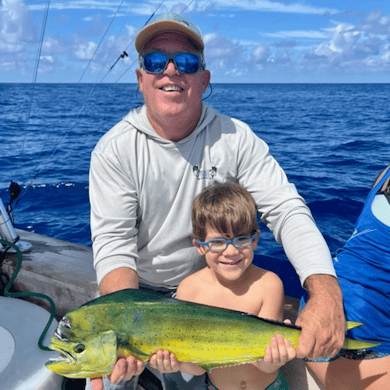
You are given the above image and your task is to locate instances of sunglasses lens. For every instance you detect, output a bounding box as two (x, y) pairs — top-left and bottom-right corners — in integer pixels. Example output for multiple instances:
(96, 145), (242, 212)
(142, 52), (202, 74)
(143, 52), (168, 73)
(175, 53), (200, 74)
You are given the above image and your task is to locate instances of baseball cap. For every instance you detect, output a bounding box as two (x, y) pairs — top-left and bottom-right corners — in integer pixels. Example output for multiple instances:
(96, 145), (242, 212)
(135, 12), (204, 53)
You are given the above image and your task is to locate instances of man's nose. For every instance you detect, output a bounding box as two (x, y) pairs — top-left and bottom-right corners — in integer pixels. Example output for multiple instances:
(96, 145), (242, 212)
(164, 59), (180, 74)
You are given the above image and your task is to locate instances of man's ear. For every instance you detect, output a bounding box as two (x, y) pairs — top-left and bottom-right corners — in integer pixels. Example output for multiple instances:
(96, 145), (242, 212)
(201, 70), (211, 94)
(135, 69), (143, 92)
(193, 239), (206, 255)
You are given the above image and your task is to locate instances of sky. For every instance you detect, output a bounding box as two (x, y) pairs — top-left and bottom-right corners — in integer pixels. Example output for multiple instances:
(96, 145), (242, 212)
(1, 0), (390, 83)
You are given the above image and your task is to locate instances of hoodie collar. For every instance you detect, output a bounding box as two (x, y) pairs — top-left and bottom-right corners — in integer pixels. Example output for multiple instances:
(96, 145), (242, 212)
(123, 104), (217, 144)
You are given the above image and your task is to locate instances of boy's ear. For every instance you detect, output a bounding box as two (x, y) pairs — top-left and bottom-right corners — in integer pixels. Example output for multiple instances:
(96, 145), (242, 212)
(252, 230), (261, 248)
(193, 239), (206, 255)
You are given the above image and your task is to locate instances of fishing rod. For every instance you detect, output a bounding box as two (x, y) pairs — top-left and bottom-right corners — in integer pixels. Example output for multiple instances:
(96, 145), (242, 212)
(113, 0), (196, 83)
(14, 0), (127, 205)
(13, 0), (196, 209)
(9, 0), (51, 213)
(106, 0), (166, 83)
(77, 0), (126, 84)
(18, 0), (51, 163)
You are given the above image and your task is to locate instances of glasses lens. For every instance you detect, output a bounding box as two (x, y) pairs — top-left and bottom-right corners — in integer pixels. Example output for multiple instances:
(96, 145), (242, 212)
(175, 53), (200, 74)
(233, 236), (252, 248)
(209, 239), (227, 251)
(143, 52), (168, 73)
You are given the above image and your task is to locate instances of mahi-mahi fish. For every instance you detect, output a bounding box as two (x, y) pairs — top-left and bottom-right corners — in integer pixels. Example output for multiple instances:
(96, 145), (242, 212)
(45, 288), (379, 378)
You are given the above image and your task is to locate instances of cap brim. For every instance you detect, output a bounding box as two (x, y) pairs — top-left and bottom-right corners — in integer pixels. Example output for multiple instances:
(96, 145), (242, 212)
(135, 20), (204, 53)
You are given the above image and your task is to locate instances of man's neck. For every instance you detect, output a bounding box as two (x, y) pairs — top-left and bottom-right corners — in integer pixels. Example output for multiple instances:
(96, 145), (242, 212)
(147, 106), (202, 142)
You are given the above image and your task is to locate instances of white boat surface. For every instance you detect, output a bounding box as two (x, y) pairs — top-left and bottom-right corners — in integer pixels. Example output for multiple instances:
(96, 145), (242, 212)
(0, 296), (62, 389)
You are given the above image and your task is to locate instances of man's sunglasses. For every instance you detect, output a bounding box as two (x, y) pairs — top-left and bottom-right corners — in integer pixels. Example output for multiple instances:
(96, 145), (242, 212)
(139, 52), (206, 74)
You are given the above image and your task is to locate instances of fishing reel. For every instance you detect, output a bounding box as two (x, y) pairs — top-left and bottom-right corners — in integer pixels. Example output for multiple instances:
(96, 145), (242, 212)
(0, 197), (19, 246)
(0, 182), (31, 253)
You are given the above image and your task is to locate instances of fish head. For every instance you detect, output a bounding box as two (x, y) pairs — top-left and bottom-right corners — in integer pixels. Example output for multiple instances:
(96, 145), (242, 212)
(45, 328), (117, 378)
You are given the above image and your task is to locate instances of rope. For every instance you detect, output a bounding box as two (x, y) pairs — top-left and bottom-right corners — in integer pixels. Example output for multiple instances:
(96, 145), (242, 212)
(0, 239), (56, 352)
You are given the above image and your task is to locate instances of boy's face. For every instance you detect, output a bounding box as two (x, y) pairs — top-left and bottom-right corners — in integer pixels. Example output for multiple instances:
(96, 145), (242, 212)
(194, 224), (259, 283)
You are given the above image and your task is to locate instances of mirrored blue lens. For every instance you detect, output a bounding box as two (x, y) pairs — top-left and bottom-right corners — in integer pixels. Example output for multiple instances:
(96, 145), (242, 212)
(142, 52), (202, 74)
(175, 53), (200, 73)
(143, 52), (168, 73)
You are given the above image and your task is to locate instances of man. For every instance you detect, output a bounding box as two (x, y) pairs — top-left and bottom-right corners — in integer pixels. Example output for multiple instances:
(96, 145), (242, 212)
(88, 12), (344, 390)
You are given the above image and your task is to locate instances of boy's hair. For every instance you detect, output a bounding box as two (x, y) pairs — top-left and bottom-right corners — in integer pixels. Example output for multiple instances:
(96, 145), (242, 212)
(192, 183), (259, 241)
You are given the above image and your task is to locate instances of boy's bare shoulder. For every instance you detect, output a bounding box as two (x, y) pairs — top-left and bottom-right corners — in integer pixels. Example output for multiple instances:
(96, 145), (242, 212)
(249, 265), (284, 293)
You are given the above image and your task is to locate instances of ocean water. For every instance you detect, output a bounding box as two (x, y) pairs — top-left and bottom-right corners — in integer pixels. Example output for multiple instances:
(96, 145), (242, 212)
(1, 83), (389, 264)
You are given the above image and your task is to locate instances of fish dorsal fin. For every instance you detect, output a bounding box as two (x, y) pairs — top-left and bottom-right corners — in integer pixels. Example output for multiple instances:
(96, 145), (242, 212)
(346, 321), (363, 330)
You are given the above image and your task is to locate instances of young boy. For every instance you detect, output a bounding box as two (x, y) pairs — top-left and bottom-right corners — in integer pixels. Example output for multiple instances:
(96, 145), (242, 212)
(150, 183), (296, 390)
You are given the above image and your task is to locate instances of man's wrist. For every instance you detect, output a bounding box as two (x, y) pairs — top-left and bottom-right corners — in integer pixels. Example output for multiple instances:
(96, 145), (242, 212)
(303, 274), (341, 297)
(99, 267), (139, 296)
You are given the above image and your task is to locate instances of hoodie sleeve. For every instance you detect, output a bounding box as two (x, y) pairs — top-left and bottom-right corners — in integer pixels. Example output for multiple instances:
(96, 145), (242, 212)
(234, 120), (335, 286)
(89, 145), (139, 286)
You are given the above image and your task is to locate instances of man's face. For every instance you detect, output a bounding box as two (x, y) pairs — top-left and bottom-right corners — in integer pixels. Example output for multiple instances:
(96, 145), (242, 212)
(136, 32), (210, 136)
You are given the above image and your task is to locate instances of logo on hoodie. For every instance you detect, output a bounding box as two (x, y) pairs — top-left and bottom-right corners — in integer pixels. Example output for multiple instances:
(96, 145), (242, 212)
(192, 166), (217, 180)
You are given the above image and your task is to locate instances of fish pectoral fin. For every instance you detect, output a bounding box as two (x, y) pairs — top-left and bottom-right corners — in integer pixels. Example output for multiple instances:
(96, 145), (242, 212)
(346, 321), (364, 330)
(118, 343), (149, 362)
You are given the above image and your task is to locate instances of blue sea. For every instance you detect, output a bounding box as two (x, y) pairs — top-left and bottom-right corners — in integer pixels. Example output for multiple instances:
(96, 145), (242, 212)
(1, 83), (389, 265)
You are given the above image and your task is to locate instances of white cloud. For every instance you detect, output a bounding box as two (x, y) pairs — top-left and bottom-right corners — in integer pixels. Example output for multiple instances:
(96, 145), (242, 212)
(42, 37), (65, 54)
(203, 30), (249, 77)
(28, 0), (340, 17)
(357, 8), (390, 35)
(203, 7), (390, 80)
(28, 0), (162, 16)
(0, 0), (35, 53)
(192, 0), (339, 15)
(38, 55), (56, 74)
(251, 44), (270, 63)
(296, 10), (390, 74)
(74, 41), (98, 60)
(264, 30), (329, 39)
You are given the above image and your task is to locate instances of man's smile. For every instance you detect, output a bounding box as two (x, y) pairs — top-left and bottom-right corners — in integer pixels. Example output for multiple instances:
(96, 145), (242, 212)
(160, 85), (184, 92)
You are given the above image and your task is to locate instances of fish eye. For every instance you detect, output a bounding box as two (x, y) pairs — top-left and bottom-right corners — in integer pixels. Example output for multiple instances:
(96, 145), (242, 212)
(73, 343), (86, 354)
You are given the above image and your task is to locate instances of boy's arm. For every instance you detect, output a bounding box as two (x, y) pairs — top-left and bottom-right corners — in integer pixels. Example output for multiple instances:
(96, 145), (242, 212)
(256, 272), (296, 373)
(257, 272), (284, 321)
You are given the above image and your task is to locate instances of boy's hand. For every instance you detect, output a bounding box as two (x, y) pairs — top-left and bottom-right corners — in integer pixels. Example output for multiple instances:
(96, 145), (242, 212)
(255, 334), (296, 374)
(90, 356), (145, 390)
(149, 350), (207, 376)
(149, 350), (180, 373)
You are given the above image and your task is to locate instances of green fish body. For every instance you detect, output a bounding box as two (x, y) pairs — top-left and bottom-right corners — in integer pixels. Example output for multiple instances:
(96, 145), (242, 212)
(45, 289), (379, 378)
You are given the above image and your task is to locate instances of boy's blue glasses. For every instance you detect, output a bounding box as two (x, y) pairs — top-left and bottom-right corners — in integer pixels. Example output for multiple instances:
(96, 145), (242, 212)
(194, 233), (258, 253)
(139, 51), (206, 74)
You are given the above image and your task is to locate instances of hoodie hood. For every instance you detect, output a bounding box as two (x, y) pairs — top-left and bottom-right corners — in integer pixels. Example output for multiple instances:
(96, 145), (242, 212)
(122, 104), (217, 144)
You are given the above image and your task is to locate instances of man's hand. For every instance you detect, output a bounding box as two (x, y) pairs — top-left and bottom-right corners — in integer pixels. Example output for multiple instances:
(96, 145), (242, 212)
(295, 274), (345, 360)
(91, 268), (142, 389)
(90, 356), (145, 390)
